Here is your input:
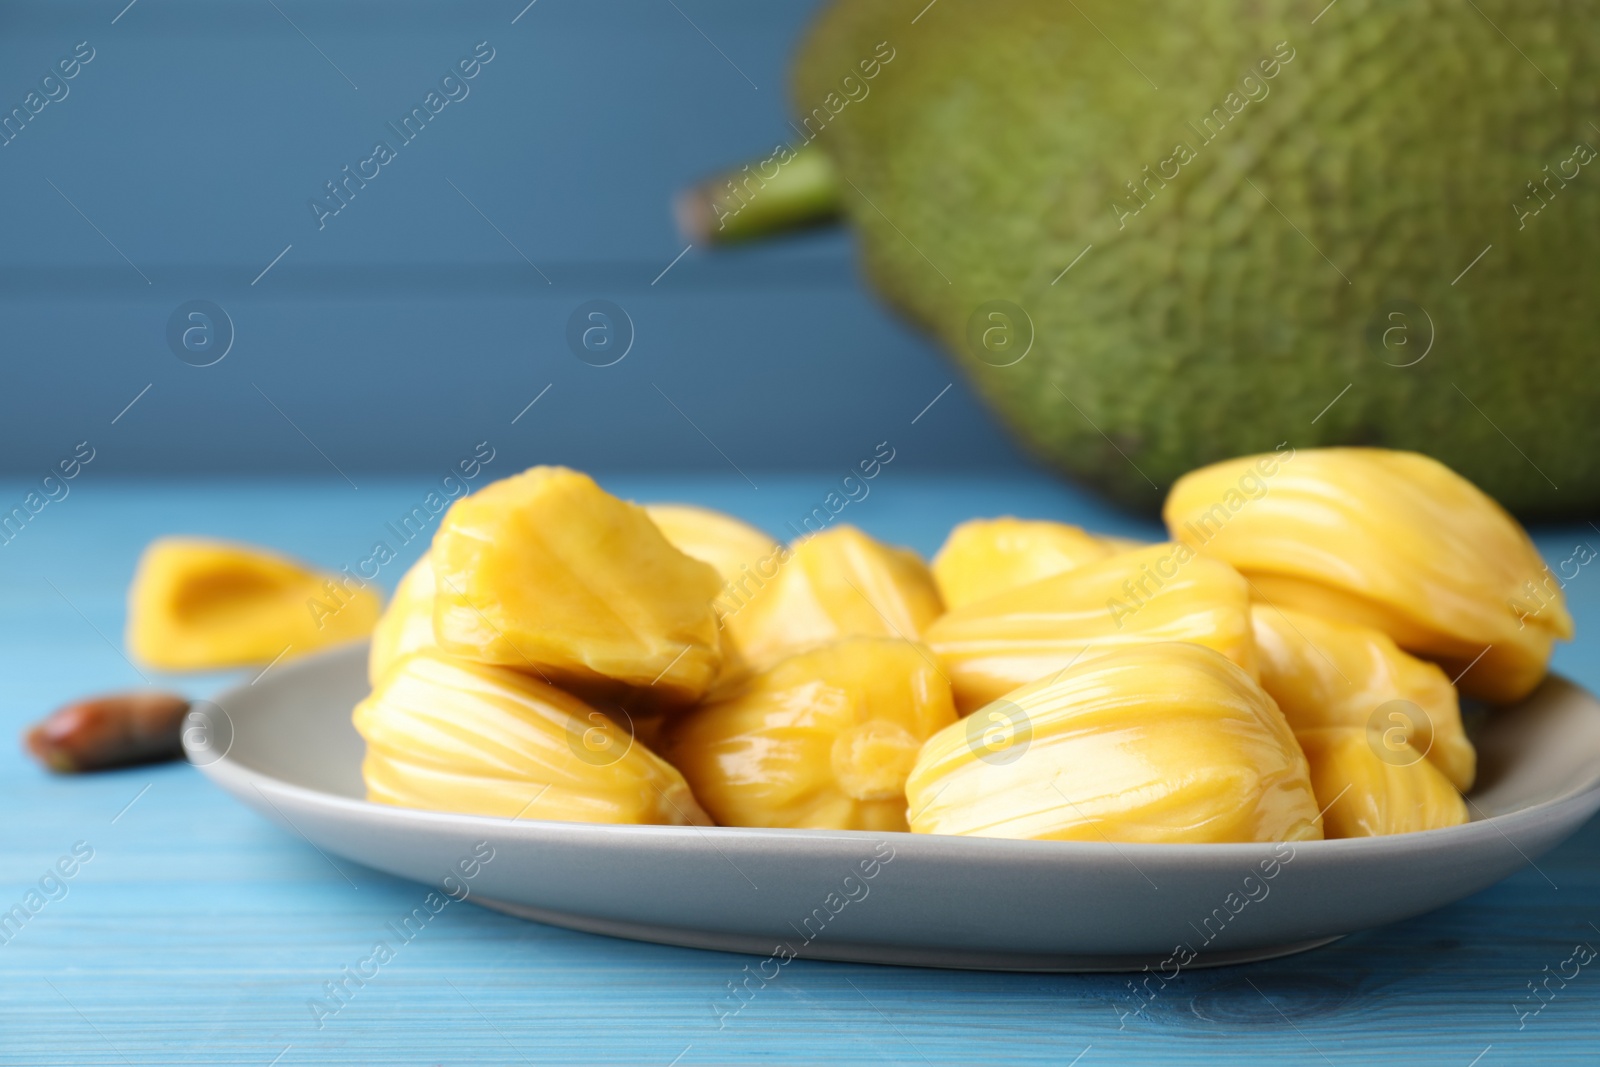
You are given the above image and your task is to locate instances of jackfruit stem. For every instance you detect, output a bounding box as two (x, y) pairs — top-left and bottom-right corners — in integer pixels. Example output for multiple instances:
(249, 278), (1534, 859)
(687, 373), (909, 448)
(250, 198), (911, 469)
(675, 144), (842, 245)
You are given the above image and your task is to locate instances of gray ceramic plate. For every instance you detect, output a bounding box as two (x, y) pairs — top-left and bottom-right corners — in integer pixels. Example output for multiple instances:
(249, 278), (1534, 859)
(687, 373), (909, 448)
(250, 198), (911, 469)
(187, 643), (1600, 972)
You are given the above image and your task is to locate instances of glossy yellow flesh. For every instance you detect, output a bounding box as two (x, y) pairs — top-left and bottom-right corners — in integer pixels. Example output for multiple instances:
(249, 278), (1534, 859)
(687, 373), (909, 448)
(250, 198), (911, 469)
(127, 537), (381, 670)
(729, 525), (943, 673)
(645, 503), (781, 692)
(1295, 727), (1468, 837)
(1252, 604), (1475, 791)
(924, 543), (1257, 713)
(1165, 448), (1570, 702)
(931, 517), (1114, 610)
(659, 638), (957, 831)
(368, 552), (438, 686)
(354, 650), (709, 825)
(906, 643), (1323, 843)
(644, 503), (780, 590)
(431, 466), (723, 706)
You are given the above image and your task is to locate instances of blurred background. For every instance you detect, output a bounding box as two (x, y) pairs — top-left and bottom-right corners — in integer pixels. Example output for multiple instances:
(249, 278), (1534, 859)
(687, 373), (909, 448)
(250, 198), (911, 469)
(0, 0), (1023, 479)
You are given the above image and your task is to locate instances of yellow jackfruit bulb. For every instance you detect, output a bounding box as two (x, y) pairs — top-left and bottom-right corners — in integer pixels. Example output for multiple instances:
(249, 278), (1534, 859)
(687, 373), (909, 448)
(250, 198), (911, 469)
(657, 638), (957, 831)
(924, 542), (1257, 713)
(1294, 727), (1468, 838)
(644, 503), (781, 593)
(645, 502), (780, 693)
(127, 537), (381, 671)
(354, 649), (710, 826)
(931, 517), (1115, 610)
(1097, 535), (1151, 555)
(1252, 604), (1475, 792)
(906, 642), (1322, 843)
(431, 466), (723, 707)
(730, 525), (943, 673)
(1164, 448), (1571, 703)
(368, 553), (438, 686)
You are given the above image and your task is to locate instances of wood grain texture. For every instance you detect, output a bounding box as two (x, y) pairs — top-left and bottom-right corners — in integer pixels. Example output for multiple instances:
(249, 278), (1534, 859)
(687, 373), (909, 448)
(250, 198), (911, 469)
(0, 476), (1596, 1066)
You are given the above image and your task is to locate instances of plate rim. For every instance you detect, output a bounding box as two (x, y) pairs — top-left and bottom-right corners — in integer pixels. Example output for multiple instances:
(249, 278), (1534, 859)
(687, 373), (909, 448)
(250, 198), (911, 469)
(189, 642), (1600, 862)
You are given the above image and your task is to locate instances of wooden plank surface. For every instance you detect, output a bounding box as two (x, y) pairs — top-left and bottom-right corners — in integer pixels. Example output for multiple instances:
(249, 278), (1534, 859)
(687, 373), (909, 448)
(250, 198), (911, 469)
(1, 474), (1596, 1066)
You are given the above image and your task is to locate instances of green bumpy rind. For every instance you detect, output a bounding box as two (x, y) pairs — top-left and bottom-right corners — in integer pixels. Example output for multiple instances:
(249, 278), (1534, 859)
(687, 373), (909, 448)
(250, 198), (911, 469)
(793, 0), (1600, 515)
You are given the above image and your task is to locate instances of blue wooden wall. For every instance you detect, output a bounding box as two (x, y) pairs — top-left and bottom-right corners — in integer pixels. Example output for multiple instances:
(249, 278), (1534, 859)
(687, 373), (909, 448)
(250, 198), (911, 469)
(0, 0), (1027, 478)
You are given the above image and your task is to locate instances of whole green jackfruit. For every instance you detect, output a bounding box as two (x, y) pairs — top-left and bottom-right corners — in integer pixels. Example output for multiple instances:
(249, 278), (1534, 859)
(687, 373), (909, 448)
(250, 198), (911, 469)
(774, 0), (1599, 515)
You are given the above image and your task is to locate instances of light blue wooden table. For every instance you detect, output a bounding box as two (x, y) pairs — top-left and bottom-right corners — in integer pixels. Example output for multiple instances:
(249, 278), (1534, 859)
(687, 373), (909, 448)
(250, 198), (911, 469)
(2, 473), (1597, 1066)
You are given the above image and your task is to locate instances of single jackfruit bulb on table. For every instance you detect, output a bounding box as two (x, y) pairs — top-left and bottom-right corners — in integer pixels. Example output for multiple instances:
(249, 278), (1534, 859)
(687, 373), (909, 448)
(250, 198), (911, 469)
(126, 537), (381, 671)
(1165, 448), (1571, 703)
(1294, 727), (1468, 838)
(431, 466), (723, 707)
(931, 517), (1115, 610)
(354, 649), (710, 826)
(924, 542), (1257, 713)
(905, 642), (1322, 843)
(658, 638), (957, 831)
(368, 552), (438, 686)
(731, 525), (943, 673)
(1251, 604), (1475, 792)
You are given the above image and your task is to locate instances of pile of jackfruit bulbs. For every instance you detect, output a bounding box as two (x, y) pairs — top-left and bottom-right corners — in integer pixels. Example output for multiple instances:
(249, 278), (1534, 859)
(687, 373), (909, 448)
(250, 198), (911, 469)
(121, 448), (1572, 843)
(334, 449), (1566, 844)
